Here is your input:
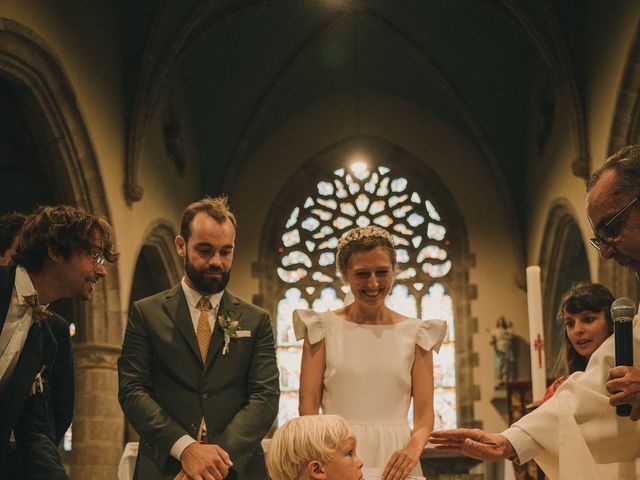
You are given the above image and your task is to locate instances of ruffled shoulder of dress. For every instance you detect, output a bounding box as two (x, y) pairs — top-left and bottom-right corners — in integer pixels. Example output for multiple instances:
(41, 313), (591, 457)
(292, 309), (326, 344)
(415, 319), (448, 353)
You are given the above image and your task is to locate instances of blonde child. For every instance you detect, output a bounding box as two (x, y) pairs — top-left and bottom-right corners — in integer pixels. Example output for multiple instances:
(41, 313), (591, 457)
(267, 415), (363, 480)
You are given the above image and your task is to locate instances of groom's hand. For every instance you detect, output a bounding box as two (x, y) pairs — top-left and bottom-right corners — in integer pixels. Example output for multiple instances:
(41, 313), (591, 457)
(179, 442), (233, 480)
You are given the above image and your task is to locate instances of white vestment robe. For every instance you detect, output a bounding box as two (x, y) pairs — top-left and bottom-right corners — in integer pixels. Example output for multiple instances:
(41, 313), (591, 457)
(502, 314), (640, 480)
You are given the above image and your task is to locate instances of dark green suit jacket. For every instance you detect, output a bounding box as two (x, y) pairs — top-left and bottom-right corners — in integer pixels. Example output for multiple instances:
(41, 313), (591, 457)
(118, 285), (279, 479)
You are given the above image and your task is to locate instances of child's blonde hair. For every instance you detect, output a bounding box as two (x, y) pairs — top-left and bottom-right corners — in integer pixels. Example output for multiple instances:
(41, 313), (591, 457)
(267, 415), (353, 480)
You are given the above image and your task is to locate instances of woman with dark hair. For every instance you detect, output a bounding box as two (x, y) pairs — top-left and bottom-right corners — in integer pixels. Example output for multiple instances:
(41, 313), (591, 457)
(538, 282), (614, 403)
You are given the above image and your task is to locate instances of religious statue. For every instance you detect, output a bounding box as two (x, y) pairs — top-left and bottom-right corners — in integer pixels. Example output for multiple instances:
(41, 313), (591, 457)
(490, 316), (516, 389)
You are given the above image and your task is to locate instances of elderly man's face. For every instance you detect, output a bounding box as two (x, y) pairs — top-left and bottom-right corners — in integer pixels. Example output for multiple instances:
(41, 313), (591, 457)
(587, 170), (640, 272)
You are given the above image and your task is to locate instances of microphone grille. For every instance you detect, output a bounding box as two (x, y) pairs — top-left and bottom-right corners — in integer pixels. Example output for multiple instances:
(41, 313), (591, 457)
(611, 297), (636, 322)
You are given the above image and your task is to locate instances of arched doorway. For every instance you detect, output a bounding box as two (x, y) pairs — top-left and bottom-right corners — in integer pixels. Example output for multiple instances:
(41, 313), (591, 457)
(0, 19), (123, 479)
(124, 222), (181, 444)
(540, 202), (590, 376)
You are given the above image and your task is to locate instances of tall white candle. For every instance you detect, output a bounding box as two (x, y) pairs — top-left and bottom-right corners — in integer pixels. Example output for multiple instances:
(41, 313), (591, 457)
(526, 265), (546, 399)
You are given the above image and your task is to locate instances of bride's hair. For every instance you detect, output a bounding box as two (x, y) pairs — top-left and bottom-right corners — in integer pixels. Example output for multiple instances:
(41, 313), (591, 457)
(336, 226), (396, 276)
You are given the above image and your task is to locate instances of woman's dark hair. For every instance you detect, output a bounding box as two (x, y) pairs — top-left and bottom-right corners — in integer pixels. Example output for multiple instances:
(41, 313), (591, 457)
(13, 205), (119, 272)
(554, 282), (614, 376)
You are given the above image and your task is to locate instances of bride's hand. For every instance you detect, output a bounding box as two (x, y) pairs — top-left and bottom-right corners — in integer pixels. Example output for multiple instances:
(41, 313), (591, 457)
(380, 445), (421, 480)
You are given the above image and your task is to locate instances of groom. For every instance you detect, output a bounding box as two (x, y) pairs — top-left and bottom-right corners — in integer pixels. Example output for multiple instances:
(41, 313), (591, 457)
(118, 196), (279, 480)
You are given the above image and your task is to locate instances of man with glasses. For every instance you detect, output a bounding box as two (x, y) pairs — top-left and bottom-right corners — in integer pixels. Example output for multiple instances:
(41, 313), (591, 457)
(430, 145), (640, 479)
(586, 145), (640, 421)
(0, 205), (118, 479)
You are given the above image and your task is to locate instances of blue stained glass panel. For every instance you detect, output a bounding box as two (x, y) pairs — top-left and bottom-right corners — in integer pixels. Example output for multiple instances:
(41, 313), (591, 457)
(318, 182), (333, 195)
(427, 222), (446, 240)
(388, 194), (408, 208)
(277, 267), (307, 283)
(355, 216), (370, 227)
(433, 343), (456, 388)
(318, 252), (335, 266)
(433, 389), (457, 430)
(311, 209), (332, 221)
(340, 203), (357, 216)
(286, 207), (299, 228)
(278, 392), (300, 427)
(301, 217), (320, 232)
(312, 288), (344, 311)
(391, 177), (408, 192)
(282, 229), (300, 247)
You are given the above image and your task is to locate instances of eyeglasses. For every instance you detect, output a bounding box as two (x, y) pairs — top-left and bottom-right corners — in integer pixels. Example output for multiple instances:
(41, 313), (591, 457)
(87, 250), (106, 266)
(589, 195), (640, 250)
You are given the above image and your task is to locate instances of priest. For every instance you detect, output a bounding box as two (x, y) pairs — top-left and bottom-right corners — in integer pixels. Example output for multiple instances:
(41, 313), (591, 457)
(430, 145), (640, 480)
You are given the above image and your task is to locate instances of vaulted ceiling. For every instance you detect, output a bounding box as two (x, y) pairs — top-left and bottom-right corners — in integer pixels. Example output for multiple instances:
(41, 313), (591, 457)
(0, 1), (590, 222)
(119, 0), (589, 222)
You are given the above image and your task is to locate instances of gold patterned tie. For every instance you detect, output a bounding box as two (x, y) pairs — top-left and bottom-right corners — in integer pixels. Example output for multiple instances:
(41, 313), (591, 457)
(196, 297), (212, 362)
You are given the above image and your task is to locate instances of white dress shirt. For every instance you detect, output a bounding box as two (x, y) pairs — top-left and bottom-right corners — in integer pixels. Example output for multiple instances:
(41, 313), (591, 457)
(0, 266), (37, 393)
(169, 278), (223, 461)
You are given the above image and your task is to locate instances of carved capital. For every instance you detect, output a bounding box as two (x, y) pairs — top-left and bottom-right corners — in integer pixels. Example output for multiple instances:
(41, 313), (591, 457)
(74, 343), (121, 370)
(124, 181), (144, 204)
(571, 155), (590, 180)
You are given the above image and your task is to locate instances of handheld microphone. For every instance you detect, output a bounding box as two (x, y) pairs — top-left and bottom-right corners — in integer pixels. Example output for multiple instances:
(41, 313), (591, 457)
(610, 297), (636, 417)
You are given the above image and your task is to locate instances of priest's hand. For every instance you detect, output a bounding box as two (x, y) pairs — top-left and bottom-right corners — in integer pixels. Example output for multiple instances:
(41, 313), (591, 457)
(429, 428), (516, 462)
(178, 442), (233, 480)
(607, 365), (640, 421)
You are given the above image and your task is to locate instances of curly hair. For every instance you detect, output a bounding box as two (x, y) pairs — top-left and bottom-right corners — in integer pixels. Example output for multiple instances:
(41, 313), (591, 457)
(180, 196), (237, 241)
(13, 205), (118, 272)
(0, 212), (27, 256)
(554, 282), (614, 376)
(335, 226), (396, 276)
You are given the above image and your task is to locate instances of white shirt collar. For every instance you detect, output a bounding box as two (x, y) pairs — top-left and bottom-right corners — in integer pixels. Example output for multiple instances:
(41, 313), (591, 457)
(180, 277), (224, 311)
(14, 266), (37, 307)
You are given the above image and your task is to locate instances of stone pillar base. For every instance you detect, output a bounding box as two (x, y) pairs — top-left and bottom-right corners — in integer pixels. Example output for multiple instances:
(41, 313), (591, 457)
(71, 343), (123, 480)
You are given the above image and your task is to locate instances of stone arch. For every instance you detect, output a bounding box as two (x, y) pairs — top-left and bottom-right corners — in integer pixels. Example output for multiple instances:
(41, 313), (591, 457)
(603, 21), (640, 302)
(258, 135), (477, 428)
(131, 220), (182, 297)
(0, 18), (123, 479)
(124, 221), (181, 443)
(539, 200), (590, 376)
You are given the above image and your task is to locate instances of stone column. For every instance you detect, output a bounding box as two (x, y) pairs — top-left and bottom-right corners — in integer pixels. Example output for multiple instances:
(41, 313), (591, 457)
(71, 343), (123, 479)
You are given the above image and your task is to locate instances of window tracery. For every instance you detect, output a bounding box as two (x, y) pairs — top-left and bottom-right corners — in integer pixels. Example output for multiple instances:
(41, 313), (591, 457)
(275, 162), (457, 429)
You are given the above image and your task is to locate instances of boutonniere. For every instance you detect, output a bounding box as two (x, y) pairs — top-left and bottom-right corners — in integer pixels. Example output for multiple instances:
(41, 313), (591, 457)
(23, 294), (53, 323)
(218, 313), (240, 355)
(29, 364), (47, 396)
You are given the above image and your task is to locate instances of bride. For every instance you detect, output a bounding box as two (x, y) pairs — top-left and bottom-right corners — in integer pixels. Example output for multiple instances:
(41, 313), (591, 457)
(294, 226), (447, 480)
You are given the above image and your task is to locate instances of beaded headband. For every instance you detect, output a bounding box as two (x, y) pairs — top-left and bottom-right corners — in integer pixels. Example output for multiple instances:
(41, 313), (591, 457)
(336, 225), (395, 253)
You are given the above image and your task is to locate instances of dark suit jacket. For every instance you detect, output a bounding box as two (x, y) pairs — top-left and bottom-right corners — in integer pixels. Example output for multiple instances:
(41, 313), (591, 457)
(45, 315), (74, 445)
(118, 285), (279, 480)
(0, 265), (69, 479)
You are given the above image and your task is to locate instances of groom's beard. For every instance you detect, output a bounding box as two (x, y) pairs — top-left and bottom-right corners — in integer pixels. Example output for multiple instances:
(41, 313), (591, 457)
(184, 253), (231, 294)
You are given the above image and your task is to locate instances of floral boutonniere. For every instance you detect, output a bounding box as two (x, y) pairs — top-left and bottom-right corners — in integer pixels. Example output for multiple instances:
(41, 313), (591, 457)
(23, 294), (53, 323)
(29, 364), (47, 396)
(218, 313), (240, 355)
